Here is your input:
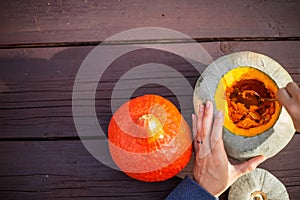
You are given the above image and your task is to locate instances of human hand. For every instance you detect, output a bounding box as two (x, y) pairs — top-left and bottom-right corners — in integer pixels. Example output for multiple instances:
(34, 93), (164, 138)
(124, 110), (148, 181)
(277, 82), (300, 132)
(192, 101), (266, 197)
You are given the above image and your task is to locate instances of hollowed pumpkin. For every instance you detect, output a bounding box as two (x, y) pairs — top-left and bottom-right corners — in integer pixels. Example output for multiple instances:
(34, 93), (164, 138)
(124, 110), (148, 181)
(193, 51), (295, 160)
(108, 94), (192, 182)
(215, 67), (281, 137)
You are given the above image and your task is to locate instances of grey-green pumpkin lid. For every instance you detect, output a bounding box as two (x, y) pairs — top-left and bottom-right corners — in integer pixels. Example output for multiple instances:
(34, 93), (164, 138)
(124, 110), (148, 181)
(229, 168), (289, 200)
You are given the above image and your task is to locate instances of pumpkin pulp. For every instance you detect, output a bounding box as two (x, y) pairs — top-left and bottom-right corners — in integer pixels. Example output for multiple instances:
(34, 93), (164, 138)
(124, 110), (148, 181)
(226, 79), (276, 129)
(215, 67), (281, 137)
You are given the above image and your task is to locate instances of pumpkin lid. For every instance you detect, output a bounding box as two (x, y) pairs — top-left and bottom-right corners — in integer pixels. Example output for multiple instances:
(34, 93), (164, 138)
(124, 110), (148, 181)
(229, 168), (289, 200)
(193, 51), (295, 160)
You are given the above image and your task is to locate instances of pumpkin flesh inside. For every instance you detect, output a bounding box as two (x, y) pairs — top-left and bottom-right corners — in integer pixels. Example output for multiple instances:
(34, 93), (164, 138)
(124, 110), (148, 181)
(215, 67), (281, 137)
(226, 79), (275, 129)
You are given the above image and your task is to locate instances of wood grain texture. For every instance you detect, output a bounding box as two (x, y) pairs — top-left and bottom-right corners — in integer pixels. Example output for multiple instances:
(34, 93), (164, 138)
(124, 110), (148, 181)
(0, 1), (299, 199)
(0, 41), (299, 139)
(0, 135), (298, 199)
(0, 0), (299, 45)
(0, 139), (180, 199)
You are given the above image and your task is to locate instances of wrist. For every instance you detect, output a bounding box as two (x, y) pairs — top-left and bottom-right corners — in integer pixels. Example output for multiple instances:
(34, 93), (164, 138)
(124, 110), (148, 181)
(193, 175), (221, 198)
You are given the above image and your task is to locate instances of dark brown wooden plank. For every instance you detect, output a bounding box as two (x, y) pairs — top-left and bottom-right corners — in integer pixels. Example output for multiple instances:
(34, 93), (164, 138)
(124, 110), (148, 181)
(0, 41), (299, 138)
(0, 0), (299, 45)
(0, 140), (180, 199)
(0, 135), (299, 199)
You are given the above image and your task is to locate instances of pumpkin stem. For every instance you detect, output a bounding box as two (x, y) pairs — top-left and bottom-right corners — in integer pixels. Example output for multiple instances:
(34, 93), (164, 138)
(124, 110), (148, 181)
(139, 114), (164, 138)
(250, 191), (268, 200)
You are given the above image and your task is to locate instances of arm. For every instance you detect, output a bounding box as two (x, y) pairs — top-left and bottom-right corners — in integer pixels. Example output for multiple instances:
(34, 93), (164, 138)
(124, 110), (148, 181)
(165, 176), (217, 200)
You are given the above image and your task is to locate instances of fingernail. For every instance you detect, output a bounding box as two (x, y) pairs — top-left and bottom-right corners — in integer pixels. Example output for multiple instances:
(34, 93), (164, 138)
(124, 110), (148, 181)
(206, 100), (211, 109)
(192, 114), (196, 121)
(216, 111), (223, 117)
(199, 104), (204, 112)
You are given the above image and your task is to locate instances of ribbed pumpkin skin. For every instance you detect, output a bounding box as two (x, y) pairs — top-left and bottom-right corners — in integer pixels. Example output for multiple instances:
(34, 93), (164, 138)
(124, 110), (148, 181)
(229, 168), (289, 200)
(108, 94), (192, 182)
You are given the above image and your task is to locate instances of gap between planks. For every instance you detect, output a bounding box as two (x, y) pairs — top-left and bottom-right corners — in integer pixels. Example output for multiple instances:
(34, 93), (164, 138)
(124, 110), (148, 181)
(0, 136), (106, 142)
(0, 133), (299, 142)
(1, 37), (300, 49)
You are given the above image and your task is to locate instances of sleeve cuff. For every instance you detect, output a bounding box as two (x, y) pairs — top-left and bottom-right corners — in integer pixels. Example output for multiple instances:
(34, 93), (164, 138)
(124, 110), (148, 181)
(165, 176), (218, 200)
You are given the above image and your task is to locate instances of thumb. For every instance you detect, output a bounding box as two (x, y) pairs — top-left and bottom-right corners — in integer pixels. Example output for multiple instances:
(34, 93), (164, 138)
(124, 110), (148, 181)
(234, 155), (266, 177)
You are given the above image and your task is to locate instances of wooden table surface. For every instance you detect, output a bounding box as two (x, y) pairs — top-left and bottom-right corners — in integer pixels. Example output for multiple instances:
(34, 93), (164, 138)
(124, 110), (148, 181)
(0, 1), (299, 199)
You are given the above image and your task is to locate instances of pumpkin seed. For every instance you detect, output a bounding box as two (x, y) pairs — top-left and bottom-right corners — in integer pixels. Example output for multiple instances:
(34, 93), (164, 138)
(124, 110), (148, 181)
(249, 111), (260, 120)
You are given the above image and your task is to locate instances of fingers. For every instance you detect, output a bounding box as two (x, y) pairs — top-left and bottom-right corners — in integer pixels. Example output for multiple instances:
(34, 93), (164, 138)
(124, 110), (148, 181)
(277, 82), (300, 132)
(277, 82), (300, 107)
(277, 87), (291, 106)
(192, 114), (199, 151)
(210, 111), (225, 157)
(211, 111), (224, 147)
(197, 104), (204, 142)
(193, 101), (214, 156)
(202, 101), (214, 142)
(198, 101), (216, 158)
(286, 82), (300, 98)
(193, 104), (204, 151)
(234, 155), (266, 177)
(192, 114), (197, 139)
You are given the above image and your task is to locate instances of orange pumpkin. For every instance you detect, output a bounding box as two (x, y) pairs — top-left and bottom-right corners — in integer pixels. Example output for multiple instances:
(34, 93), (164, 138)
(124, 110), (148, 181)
(108, 94), (192, 182)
